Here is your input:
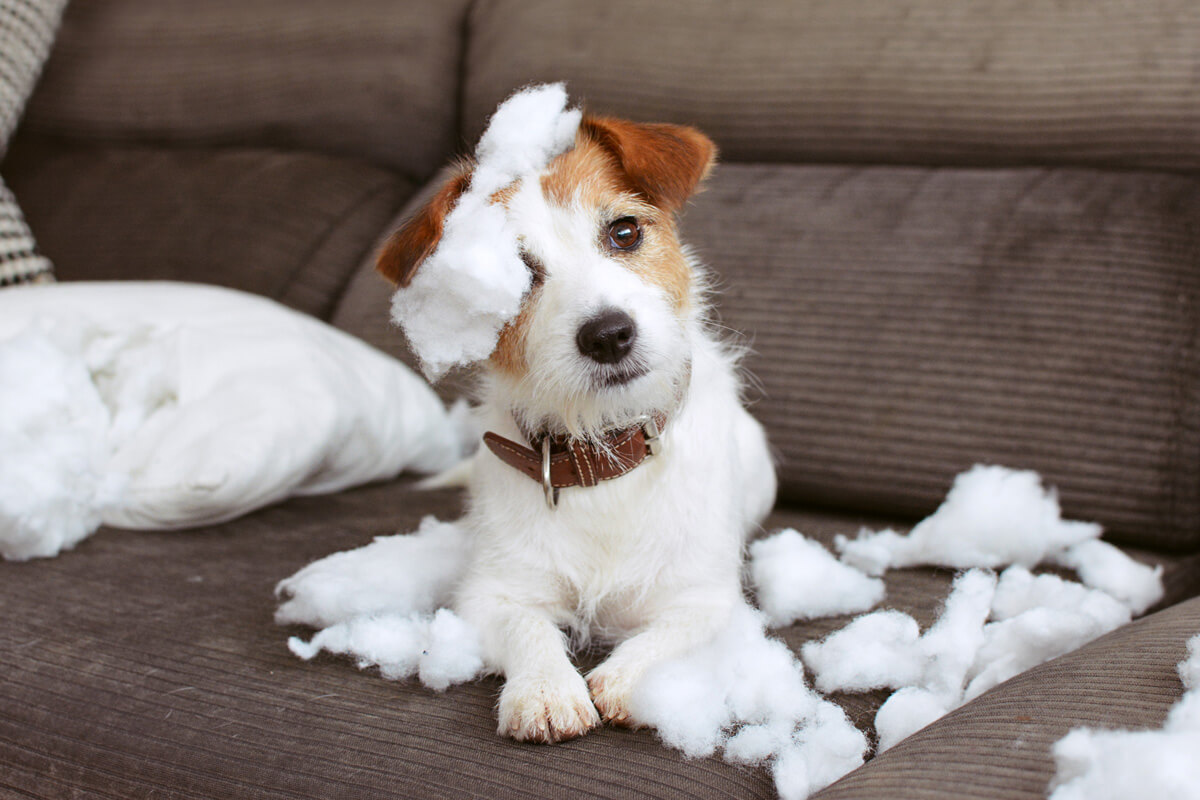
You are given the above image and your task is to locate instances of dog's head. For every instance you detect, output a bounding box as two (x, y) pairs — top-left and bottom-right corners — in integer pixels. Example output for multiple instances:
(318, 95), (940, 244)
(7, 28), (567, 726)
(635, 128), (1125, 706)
(378, 113), (716, 438)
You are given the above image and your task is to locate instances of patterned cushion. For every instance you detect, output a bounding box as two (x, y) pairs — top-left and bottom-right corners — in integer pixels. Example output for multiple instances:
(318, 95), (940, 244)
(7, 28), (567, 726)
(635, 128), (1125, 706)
(0, 0), (67, 287)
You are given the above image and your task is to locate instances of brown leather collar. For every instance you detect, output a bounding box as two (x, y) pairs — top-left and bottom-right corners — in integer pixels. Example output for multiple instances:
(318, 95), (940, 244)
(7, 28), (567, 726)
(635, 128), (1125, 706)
(482, 413), (666, 508)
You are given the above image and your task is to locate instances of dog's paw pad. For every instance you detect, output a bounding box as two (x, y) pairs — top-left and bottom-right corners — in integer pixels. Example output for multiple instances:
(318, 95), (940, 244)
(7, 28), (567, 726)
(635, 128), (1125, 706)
(498, 672), (600, 744)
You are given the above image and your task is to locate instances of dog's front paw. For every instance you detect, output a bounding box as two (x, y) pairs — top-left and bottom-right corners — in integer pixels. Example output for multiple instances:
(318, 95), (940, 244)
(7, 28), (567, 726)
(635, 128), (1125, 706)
(498, 670), (600, 744)
(586, 662), (643, 728)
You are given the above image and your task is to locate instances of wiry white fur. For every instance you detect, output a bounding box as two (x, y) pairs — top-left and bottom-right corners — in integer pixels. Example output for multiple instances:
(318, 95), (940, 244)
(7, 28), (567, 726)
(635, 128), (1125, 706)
(389, 83), (582, 380)
(452, 174), (776, 745)
(275, 515), (470, 629)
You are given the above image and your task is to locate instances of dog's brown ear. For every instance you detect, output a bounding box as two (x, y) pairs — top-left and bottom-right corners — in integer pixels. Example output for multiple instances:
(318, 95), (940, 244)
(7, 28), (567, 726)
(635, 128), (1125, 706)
(581, 114), (717, 214)
(376, 164), (473, 287)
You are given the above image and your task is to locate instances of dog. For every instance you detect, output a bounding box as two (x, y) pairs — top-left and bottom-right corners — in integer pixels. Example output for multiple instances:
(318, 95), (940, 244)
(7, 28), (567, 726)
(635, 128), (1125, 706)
(376, 111), (777, 743)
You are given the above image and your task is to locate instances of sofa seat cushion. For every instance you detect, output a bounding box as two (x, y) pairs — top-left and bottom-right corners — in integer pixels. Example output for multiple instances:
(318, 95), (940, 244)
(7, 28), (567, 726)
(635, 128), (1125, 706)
(2, 482), (1196, 799)
(4, 137), (413, 319)
(811, 595), (1200, 800)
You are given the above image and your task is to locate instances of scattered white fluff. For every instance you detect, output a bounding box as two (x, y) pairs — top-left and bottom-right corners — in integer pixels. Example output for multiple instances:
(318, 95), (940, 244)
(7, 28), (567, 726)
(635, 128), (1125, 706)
(962, 567), (1131, 702)
(1048, 633), (1200, 800)
(0, 329), (126, 559)
(1052, 539), (1164, 615)
(871, 569), (996, 750)
(630, 604), (867, 800)
(835, 465), (1101, 575)
(750, 529), (885, 627)
(389, 83), (582, 380)
(275, 516), (470, 629)
(807, 565), (1140, 751)
(801, 611), (923, 694)
(277, 464), (1167, 796)
(288, 608), (483, 692)
(0, 282), (466, 560)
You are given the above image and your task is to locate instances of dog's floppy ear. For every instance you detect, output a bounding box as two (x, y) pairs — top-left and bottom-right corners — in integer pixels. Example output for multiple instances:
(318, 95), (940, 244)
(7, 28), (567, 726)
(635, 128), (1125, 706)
(376, 164), (473, 287)
(581, 113), (717, 214)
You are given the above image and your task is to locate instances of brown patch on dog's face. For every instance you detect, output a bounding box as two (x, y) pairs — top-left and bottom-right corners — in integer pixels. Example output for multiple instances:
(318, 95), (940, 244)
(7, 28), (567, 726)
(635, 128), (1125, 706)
(491, 299), (537, 376)
(541, 137), (694, 311)
(487, 116), (717, 380)
(375, 163), (472, 288)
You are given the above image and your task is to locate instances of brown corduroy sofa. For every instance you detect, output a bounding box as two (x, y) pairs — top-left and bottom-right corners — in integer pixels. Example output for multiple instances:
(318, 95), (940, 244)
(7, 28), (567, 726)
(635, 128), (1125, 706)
(4, 2), (1200, 798)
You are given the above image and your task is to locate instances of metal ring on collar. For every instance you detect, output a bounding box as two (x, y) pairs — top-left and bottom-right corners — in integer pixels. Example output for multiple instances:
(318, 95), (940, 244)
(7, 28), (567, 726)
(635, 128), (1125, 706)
(542, 436), (556, 509)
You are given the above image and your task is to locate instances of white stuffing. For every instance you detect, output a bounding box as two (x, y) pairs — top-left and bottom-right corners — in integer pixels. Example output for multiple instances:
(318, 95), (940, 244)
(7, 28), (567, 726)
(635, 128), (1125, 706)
(629, 604), (868, 800)
(288, 608), (483, 692)
(1051, 539), (1164, 616)
(869, 569), (996, 750)
(275, 516), (470, 629)
(1048, 633), (1200, 800)
(750, 529), (885, 627)
(277, 460), (1169, 797)
(0, 282), (467, 560)
(800, 611), (923, 693)
(0, 328), (126, 560)
(835, 465), (1101, 575)
(389, 83), (582, 380)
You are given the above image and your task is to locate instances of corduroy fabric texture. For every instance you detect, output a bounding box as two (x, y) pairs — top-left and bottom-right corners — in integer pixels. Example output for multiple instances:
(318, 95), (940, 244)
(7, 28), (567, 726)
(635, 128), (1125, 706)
(690, 163), (1200, 551)
(334, 162), (1200, 551)
(0, 0), (67, 286)
(19, 0), (473, 181)
(4, 136), (414, 319)
(464, 0), (1200, 172)
(0, 481), (1193, 800)
(811, 595), (1200, 800)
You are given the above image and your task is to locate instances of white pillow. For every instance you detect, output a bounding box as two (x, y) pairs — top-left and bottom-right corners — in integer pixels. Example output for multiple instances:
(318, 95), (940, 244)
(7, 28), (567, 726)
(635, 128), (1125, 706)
(0, 281), (468, 560)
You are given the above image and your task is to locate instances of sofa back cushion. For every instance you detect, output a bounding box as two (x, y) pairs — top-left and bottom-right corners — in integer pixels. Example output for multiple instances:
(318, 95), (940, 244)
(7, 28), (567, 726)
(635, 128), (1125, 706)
(464, 0), (1200, 172)
(20, 0), (472, 180)
(682, 164), (1200, 551)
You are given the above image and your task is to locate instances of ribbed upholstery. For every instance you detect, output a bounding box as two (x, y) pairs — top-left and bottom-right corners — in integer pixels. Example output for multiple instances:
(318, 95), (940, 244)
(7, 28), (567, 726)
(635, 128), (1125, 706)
(812, 596), (1200, 799)
(20, 0), (473, 180)
(0, 482), (1192, 800)
(682, 163), (1200, 550)
(465, 0), (1200, 172)
(1, 481), (1193, 800)
(0, 0), (66, 286)
(4, 136), (413, 319)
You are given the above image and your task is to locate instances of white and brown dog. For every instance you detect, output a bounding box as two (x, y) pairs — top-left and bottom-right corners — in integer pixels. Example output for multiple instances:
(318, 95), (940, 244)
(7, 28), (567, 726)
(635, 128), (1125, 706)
(377, 111), (776, 743)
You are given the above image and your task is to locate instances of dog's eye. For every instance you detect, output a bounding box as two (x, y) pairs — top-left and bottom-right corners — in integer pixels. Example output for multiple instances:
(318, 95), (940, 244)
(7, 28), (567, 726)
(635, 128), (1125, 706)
(607, 218), (641, 251)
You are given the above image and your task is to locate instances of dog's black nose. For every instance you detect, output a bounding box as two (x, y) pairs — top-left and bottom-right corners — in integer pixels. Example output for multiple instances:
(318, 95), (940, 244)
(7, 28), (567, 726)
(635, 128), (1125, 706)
(577, 308), (637, 364)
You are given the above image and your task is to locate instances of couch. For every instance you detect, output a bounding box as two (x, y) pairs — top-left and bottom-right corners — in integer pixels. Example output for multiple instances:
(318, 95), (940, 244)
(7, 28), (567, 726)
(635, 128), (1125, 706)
(3, 1), (1199, 797)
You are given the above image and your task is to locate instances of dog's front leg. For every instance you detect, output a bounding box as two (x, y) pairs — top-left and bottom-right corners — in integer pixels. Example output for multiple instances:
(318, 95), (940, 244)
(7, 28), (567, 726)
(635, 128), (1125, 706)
(458, 593), (600, 744)
(588, 589), (741, 726)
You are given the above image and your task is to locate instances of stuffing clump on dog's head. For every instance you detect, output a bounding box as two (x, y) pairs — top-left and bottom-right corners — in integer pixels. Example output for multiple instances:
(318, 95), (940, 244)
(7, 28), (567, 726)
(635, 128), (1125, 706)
(377, 84), (717, 439)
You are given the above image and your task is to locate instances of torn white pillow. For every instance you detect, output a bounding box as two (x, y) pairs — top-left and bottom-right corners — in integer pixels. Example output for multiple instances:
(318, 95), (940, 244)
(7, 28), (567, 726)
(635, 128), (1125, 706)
(0, 281), (468, 560)
(388, 83), (582, 380)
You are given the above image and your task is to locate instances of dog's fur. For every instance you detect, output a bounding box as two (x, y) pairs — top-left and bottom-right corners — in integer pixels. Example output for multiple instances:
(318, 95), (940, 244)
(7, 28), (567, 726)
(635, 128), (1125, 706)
(378, 113), (776, 743)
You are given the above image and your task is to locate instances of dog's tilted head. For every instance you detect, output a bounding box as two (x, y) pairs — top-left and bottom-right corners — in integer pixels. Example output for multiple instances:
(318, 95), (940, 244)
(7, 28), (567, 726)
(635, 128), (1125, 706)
(378, 113), (716, 440)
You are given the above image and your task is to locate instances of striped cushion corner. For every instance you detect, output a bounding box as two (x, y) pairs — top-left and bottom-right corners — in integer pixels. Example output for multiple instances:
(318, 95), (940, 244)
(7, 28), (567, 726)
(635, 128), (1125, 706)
(0, 0), (69, 287)
(0, 177), (53, 286)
